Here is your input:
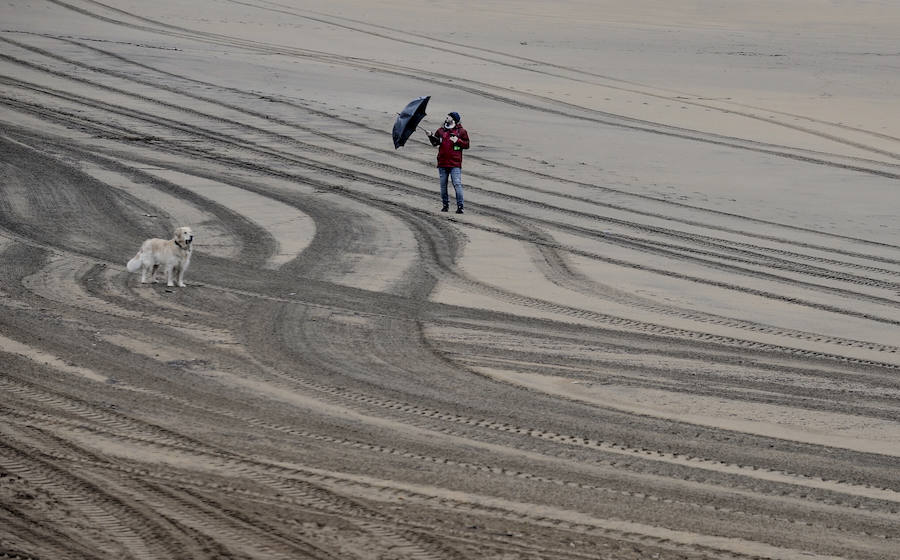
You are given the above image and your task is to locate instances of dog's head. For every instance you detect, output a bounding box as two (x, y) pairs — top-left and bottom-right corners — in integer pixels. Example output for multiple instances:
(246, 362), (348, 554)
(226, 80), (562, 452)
(174, 226), (194, 248)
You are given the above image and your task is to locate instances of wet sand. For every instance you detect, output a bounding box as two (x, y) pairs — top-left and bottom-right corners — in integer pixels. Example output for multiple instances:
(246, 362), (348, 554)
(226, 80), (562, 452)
(1, 1), (899, 559)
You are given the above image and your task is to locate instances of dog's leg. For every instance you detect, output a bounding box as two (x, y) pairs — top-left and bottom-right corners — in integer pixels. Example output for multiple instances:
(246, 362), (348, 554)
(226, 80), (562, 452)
(140, 263), (150, 284)
(165, 264), (176, 287)
(176, 265), (187, 288)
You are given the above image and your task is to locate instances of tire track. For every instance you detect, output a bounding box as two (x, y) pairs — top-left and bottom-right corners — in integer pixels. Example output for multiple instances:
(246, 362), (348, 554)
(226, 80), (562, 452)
(61, 0), (900, 170)
(9, 410), (885, 560)
(450, 349), (900, 425)
(6, 30), (900, 268)
(37, 32), (900, 262)
(233, 0), (900, 160)
(111, 396), (900, 532)
(7, 19), (900, 266)
(483, 214), (900, 355)
(5, 32), (900, 290)
(12, 315), (895, 537)
(3, 145), (897, 375)
(157, 319), (900, 509)
(5, 76), (899, 360)
(4, 15), (900, 558)
(2, 408), (463, 560)
(18, 251), (235, 343)
(4, 133), (891, 386)
(5, 47), (899, 310)
(245, 373), (900, 503)
(0, 438), (185, 560)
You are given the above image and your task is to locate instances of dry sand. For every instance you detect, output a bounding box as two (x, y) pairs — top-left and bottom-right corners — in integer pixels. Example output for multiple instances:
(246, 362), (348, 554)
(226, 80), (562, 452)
(1, 1), (899, 559)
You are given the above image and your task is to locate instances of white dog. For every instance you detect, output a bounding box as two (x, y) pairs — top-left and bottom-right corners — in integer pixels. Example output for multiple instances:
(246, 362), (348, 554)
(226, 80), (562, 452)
(126, 226), (194, 287)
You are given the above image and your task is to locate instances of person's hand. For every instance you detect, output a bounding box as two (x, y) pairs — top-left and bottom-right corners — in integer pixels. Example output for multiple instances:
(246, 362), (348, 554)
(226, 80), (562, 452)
(450, 135), (458, 143)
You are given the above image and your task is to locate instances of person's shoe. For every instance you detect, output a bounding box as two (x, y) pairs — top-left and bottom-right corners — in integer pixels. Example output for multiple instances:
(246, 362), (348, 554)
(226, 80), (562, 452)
(456, 207), (464, 214)
(441, 204), (449, 212)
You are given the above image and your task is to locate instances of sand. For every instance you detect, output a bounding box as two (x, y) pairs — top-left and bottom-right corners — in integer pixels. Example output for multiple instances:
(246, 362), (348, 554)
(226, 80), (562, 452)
(1, 1), (899, 559)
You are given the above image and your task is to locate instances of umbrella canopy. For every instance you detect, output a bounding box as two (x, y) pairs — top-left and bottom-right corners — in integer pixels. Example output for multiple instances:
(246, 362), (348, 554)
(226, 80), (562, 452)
(392, 95), (430, 149)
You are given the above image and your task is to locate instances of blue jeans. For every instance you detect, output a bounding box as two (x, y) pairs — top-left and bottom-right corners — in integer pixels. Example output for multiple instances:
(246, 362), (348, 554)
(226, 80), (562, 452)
(439, 167), (463, 208)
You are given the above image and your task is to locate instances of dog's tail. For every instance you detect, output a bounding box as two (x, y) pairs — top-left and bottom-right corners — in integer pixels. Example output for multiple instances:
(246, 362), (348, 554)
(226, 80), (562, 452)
(126, 251), (143, 273)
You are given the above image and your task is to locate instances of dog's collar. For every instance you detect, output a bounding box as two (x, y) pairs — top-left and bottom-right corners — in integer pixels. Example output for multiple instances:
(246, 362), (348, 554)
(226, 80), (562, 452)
(175, 239), (191, 250)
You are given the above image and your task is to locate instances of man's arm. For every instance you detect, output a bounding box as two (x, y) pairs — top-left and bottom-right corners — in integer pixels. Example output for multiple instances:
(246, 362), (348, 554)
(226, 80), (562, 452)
(455, 128), (470, 150)
(427, 129), (441, 147)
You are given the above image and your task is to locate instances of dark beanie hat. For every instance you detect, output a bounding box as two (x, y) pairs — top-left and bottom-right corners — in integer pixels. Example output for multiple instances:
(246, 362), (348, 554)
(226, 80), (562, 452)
(448, 111), (461, 123)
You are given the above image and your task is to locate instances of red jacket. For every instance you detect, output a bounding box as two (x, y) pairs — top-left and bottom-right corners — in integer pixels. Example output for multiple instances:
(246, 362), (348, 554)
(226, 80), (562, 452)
(430, 125), (469, 168)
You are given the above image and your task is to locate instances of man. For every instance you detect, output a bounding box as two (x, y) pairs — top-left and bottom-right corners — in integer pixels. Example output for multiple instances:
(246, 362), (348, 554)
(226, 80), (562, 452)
(427, 111), (470, 213)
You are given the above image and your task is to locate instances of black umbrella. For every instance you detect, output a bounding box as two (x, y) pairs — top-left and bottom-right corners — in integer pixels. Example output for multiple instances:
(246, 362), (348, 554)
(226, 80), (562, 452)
(392, 95), (430, 149)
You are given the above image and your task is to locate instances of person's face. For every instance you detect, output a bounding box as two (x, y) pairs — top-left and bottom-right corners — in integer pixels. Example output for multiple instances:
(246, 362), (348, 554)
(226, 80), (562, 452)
(443, 116), (455, 128)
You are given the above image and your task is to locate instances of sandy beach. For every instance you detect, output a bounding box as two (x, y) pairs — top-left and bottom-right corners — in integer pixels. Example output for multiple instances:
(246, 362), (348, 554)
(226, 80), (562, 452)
(2, 1), (899, 558)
